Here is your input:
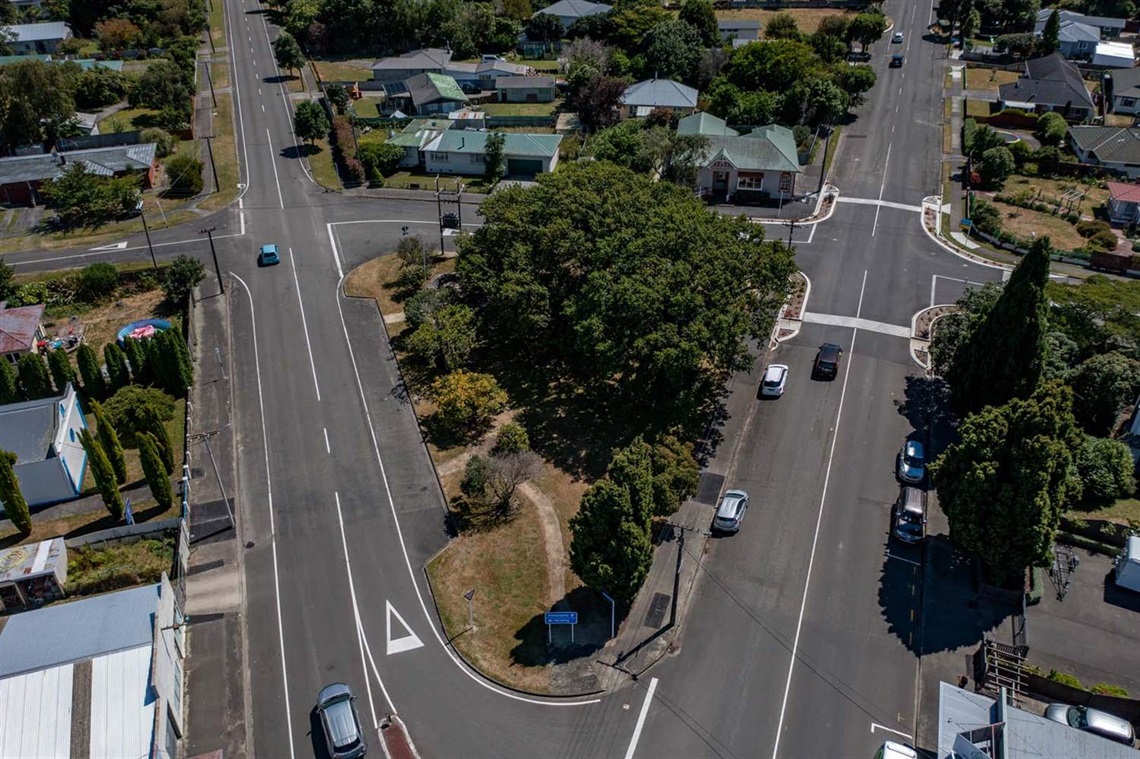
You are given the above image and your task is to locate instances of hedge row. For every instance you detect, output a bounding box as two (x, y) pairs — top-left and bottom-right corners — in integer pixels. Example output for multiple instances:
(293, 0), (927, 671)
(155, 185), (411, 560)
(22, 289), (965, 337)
(330, 115), (366, 185)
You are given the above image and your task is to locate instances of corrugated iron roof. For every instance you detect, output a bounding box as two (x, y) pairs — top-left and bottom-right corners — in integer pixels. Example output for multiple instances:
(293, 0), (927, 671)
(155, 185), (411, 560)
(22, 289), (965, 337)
(0, 303), (44, 355)
(0, 143), (156, 187)
(1109, 181), (1140, 203)
(0, 663), (73, 758)
(90, 645), (153, 759)
(621, 78), (698, 109)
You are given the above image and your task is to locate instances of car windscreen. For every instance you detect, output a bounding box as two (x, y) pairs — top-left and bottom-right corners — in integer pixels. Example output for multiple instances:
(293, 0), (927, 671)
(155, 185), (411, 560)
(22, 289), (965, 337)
(904, 452), (924, 468)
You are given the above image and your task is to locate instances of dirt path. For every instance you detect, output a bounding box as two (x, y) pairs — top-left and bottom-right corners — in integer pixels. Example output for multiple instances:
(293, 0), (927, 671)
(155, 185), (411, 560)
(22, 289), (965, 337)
(519, 482), (567, 605)
(436, 451), (473, 478)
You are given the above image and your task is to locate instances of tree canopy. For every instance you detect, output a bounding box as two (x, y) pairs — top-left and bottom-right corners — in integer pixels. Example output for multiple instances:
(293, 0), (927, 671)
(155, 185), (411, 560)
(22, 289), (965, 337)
(456, 161), (796, 431)
(293, 100), (330, 143)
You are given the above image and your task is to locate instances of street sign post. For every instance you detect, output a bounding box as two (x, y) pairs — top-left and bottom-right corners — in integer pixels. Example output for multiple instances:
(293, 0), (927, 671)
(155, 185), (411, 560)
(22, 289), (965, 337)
(464, 588), (475, 629)
(544, 611), (578, 644)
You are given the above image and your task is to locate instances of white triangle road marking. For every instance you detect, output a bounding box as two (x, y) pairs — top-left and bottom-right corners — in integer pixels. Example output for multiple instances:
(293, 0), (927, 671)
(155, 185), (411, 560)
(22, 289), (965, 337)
(88, 241), (128, 251)
(386, 600), (424, 655)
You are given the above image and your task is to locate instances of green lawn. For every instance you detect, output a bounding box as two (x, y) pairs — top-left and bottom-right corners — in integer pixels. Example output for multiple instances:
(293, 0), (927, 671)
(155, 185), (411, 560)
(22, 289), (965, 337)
(97, 107), (161, 131)
(312, 59), (374, 83)
(480, 100), (560, 117)
(209, 0), (226, 48)
(1074, 499), (1140, 525)
(357, 129), (388, 146)
(383, 172), (493, 193)
(524, 59), (561, 72)
(352, 96), (386, 118)
(965, 99), (994, 119)
(307, 139), (342, 190)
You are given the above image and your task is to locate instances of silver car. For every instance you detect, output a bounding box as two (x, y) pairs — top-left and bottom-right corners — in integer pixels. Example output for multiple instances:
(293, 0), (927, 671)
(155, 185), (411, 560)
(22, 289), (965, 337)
(317, 683), (368, 758)
(713, 489), (749, 533)
(1044, 703), (1135, 746)
(897, 440), (925, 484)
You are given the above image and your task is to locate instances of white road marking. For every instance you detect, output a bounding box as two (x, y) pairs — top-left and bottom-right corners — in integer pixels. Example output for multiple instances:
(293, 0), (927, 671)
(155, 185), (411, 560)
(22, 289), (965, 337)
(334, 491), (381, 731)
(240, 211), (245, 236)
(838, 197), (921, 213)
(224, 0), (252, 203)
(872, 144), (892, 237)
(385, 601), (425, 655)
(871, 722), (914, 740)
(801, 311), (910, 338)
(87, 240), (127, 251)
(326, 223), (345, 279)
(930, 274), (985, 308)
(261, 104), (265, 112)
(265, 128), (285, 209)
(287, 246), (321, 401)
(257, 12), (316, 185)
(323, 427), (331, 454)
(772, 270), (867, 759)
(12, 230), (244, 267)
(328, 242), (600, 707)
(624, 677), (659, 759)
(231, 273), (296, 759)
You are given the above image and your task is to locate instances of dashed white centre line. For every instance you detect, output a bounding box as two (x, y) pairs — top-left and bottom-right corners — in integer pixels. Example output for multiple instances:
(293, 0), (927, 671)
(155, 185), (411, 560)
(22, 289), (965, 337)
(323, 428), (331, 454)
(872, 143), (892, 237)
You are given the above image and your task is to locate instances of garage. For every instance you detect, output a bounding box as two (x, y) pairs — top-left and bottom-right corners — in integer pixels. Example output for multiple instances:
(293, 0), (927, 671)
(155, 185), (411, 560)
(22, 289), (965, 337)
(507, 158), (543, 177)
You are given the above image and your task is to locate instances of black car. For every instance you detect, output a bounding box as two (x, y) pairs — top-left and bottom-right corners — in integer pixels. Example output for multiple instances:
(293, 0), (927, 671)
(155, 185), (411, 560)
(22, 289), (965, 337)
(441, 212), (460, 229)
(890, 53), (905, 68)
(813, 343), (843, 380)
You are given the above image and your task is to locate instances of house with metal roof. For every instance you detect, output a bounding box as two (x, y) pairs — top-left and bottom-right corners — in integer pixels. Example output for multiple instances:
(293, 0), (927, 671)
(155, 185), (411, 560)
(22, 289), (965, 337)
(1070, 125), (1140, 177)
(0, 575), (185, 759)
(1109, 67), (1140, 114)
(0, 142), (157, 206)
(446, 58), (531, 89)
(1094, 40), (1136, 68)
(496, 75), (556, 103)
(938, 682), (1140, 759)
(1034, 14), (1100, 58)
(387, 118), (455, 168)
(0, 301), (45, 363)
(0, 382), (87, 508)
(422, 130), (563, 177)
(0, 537), (68, 611)
(1035, 8), (1126, 38)
(405, 72), (469, 115)
(998, 53), (1095, 121)
(370, 47), (452, 83)
(620, 78), (699, 119)
(719, 19), (761, 47)
(680, 113), (802, 204)
(4, 22), (71, 54)
(535, 0), (613, 29)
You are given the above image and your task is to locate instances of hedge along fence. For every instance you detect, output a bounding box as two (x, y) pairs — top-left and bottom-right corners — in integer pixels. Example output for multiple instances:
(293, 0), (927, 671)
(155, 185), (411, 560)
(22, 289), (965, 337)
(330, 114), (365, 186)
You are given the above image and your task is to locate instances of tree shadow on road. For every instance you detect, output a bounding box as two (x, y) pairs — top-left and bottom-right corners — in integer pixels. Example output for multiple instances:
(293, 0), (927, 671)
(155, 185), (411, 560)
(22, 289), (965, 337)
(895, 375), (959, 462)
(281, 144), (320, 160)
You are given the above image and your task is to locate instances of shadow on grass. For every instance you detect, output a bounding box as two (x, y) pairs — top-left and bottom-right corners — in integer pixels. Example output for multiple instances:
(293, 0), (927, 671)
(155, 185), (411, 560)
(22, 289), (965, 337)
(510, 587), (621, 667)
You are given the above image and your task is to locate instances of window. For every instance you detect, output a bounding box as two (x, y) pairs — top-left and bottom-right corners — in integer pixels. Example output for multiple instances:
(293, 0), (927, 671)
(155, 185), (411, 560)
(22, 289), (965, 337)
(472, 154), (486, 164)
(779, 172), (792, 193)
(1123, 98), (1136, 108)
(737, 172), (764, 190)
(430, 152), (449, 162)
(69, 429), (76, 443)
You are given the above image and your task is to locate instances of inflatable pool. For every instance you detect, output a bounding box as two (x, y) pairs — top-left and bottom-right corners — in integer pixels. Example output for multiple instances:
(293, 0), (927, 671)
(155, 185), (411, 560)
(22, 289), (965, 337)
(116, 319), (172, 344)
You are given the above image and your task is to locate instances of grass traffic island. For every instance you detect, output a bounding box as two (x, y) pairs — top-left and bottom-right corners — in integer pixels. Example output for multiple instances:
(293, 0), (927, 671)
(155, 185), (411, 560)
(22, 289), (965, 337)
(344, 251), (609, 694)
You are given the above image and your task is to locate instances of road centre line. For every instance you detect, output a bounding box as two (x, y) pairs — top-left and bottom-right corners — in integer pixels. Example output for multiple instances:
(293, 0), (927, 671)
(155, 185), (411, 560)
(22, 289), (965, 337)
(772, 269), (867, 759)
(323, 428), (331, 454)
(329, 245), (600, 707)
(257, 14), (317, 186)
(872, 145), (892, 238)
(224, 0), (252, 204)
(287, 247), (322, 400)
(624, 677), (659, 759)
(231, 273), (296, 759)
(334, 491), (382, 730)
(265, 128), (285, 209)
(801, 312), (909, 338)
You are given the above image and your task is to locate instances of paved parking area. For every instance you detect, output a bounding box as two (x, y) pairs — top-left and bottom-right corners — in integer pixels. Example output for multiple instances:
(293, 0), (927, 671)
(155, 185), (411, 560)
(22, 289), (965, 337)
(1026, 547), (1140, 697)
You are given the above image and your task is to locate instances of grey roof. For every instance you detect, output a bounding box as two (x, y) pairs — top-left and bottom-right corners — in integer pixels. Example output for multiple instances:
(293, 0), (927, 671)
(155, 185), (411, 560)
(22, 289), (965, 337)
(425, 130), (562, 158)
(475, 59), (529, 76)
(496, 75), (554, 89)
(370, 47), (451, 72)
(407, 72), (467, 107)
(937, 682), (1140, 759)
(4, 21), (69, 42)
(718, 19), (762, 30)
(536, 0), (612, 19)
(698, 124), (801, 173)
(1112, 66), (1140, 99)
(1053, 20), (1101, 44)
(1070, 125), (1140, 164)
(677, 112), (739, 137)
(998, 53), (1094, 110)
(0, 143), (156, 185)
(1036, 8), (1125, 30)
(0, 392), (58, 465)
(0, 583), (159, 679)
(621, 78), (698, 109)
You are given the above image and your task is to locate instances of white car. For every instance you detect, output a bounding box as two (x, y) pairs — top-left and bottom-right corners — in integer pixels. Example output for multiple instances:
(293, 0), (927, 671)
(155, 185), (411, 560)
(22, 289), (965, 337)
(892, 31), (904, 43)
(761, 364), (788, 397)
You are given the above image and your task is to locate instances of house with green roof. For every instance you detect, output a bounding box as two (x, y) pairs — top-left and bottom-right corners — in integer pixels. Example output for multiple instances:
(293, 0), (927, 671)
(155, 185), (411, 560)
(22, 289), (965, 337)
(677, 112), (803, 204)
(386, 118), (455, 169)
(422, 130), (563, 177)
(406, 72), (469, 115)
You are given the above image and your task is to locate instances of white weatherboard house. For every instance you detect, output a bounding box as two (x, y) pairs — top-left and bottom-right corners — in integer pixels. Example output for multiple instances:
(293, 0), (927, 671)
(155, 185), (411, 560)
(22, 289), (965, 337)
(0, 576), (185, 759)
(4, 21), (71, 54)
(620, 78), (698, 118)
(0, 382), (87, 508)
(678, 113), (803, 204)
(423, 131), (562, 177)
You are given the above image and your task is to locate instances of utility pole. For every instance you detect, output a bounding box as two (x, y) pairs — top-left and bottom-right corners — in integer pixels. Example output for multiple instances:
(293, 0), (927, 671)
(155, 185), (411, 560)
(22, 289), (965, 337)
(204, 136), (219, 193)
(434, 176), (445, 259)
(199, 226), (225, 294)
(787, 218), (797, 249)
(203, 61), (217, 108)
(138, 200), (158, 270)
(188, 430), (233, 528)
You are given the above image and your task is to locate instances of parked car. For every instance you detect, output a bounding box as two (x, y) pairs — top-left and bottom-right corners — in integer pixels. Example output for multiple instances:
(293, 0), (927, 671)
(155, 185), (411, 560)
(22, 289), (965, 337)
(813, 343), (843, 380)
(458, 81), (481, 94)
(892, 487), (926, 544)
(897, 440), (925, 484)
(712, 489), (749, 533)
(1043, 704), (1136, 747)
(317, 683), (368, 758)
(258, 244), (280, 266)
(760, 364), (788, 397)
(890, 53), (905, 67)
(441, 212), (460, 229)
(892, 32), (904, 43)
(875, 742), (918, 759)
(1115, 535), (1140, 592)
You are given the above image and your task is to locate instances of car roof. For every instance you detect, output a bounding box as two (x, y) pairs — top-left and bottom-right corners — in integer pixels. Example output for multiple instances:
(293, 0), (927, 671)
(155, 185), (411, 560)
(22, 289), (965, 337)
(318, 682), (353, 705)
(261, 244), (278, 253)
(764, 364), (787, 378)
(717, 491), (746, 518)
(905, 440), (924, 456)
(819, 343), (841, 357)
(1085, 707), (1134, 739)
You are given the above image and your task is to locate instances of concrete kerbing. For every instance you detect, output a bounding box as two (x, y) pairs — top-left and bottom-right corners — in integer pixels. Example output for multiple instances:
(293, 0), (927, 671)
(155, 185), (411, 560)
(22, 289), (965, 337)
(754, 184), (840, 227)
(921, 196), (1011, 272)
(909, 304), (956, 371)
(774, 270), (811, 345)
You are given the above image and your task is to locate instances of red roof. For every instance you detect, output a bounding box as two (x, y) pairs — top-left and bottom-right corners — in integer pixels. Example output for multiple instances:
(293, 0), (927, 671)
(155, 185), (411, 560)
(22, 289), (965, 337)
(1108, 181), (1140, 204)
(0, 303), (44, 355)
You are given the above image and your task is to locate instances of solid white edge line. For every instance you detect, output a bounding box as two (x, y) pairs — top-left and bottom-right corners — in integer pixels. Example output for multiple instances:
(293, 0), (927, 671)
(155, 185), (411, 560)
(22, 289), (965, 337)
(334, 491), (382, 730)
(623, 677), (659, 759)
(256, 17), (317, 185)
(871, 144), (892, 238)
(11, 232), (244, 267)
(287, 246), (322, 401)
(771, 269), (867, 758)
(265, 127), (285, 210)
(327, 233), (598, 707)
(326, 223), (344, 280)
(232, 272), (296, 759)
(224, 0), (252, 202)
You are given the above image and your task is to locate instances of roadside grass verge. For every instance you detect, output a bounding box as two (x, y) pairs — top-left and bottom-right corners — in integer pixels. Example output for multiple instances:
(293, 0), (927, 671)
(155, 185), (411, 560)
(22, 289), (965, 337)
(822, 125), (841, 179)
(199, 92), (239, 211)
(306, 139), (341, 190)
(209, 0), (226, 47)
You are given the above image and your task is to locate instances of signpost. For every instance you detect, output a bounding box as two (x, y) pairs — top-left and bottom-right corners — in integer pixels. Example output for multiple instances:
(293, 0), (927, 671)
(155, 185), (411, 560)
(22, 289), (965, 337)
(464, 588), (475, 630)
(601, 592), (615, 640)
(544, 611), (578, 644)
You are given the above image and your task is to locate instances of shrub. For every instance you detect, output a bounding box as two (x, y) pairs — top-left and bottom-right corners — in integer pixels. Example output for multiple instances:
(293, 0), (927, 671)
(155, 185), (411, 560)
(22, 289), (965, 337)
(493, 422), (530, 455)
(161, 254), (205, 305)
(1076, 219), (1111, 238)
(77, 262), (119, 302)
(1077, 436), (1135, 503)
(460, 455), (488, 499)
(165, 153), (204, 195)
(1089, 230), (1119, 252)
(330, 115), (366, 184)
(1092, 683), (1130, 697)
(1048, 670), (1083, 689)
(141, 128), (177, 158)
(102, 384), (176, 446)
(358, 142), (404, 182)
(430, 370), (508, 434)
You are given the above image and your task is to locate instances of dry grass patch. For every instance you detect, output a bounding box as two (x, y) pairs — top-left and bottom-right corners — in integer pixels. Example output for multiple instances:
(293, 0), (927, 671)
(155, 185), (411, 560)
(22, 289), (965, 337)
(965, 66), (1019, 93)
(1072, 499), (1140, 526)
(306, 138), (341, 190)
(1002, 175), (1110, 212)
(312, 59), (374, 83)
(49, 288), (167, 350)
(210, 61), (229, 90)
(344, 254), (406, 316)
(199, 93), (239, 211)
(716, 8), (854, 34)
(68, 534), (176, 597)
(992, 200), (1087, 251)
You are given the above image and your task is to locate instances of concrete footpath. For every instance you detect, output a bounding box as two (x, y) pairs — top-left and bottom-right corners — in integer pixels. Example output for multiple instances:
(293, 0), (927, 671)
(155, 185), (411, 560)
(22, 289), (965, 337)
(184, 275), (250, 759)
(596, 342), (771, 688)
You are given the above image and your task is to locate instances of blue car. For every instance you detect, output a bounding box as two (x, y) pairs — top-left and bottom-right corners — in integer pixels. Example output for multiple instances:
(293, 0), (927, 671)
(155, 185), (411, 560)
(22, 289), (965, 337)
(258, 244), (280, 266)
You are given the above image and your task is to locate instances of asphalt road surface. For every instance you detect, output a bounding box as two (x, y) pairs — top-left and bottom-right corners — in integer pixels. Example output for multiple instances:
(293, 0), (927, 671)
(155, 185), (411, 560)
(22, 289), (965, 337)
(2, 0), (1014, 756)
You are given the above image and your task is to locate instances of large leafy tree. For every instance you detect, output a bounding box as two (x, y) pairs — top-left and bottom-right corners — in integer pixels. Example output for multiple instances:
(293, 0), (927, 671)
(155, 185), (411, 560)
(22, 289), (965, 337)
(678, 0), (718, 47)
(570, 73), (627, 132)
(609, 0), (670, 50)
(0, 60), (77, 150)
(640, 19), (703, 84)
(720, 38), (821, 93)
(846, 11), (888, 50)
(130, 60), (193, 111)
(763, 12), (801, 40)
(932, 382), (1083, 586)
(929, 282), (1003, 378)
(273, 31), (306, 77)
(569, 479), (653, 607)
(39, 164), (140, 228)
(405, 303), (478, 372)
(946, 236), (1051, 415)
(1076, 435), (1135, 504)
(1069, 352), (1140, 436)
(456, 162), (795, 430)
(293, 100), (330, 144)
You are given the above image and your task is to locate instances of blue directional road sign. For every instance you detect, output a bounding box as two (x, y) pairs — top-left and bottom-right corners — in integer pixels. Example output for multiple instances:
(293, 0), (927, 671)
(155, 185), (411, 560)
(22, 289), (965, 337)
(544, 611), (578, 625)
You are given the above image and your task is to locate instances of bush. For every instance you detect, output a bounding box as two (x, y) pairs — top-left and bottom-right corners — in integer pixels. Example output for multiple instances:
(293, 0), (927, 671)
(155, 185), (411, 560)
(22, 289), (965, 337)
(430, 370), (508, 434)
(1088, 230), (1120, 252)
(493, 422), (530, 455)
(102, 384), (176, 446)
(165, 153), (204, 195)
(358, 142), (405, 182)
(1091, 683), (1129, 697)
(1048, 670), (1083, 689)
(330, 115), (366, 184)
(394, 264), (430, 295)
(141, 128), (177, 158)
(1077, 436), (1135, 503)
(460, 455), (488, 499)
(1076, 219), (1111, 238)
(161, 254), (205, 304)
(77, 262), (119, 302)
